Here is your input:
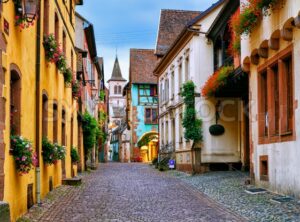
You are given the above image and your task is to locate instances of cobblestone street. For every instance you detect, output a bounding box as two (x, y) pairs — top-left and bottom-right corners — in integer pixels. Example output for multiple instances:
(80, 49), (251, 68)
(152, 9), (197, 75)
(20, 163), (244, 222)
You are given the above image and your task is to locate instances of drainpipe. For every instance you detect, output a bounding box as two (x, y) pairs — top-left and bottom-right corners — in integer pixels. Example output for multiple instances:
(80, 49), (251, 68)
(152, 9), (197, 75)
(35, 2), (41, 205)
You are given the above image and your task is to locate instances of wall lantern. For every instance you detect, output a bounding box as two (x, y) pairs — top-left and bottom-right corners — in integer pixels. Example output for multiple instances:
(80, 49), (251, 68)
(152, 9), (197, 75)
(24, 0), (38, 22)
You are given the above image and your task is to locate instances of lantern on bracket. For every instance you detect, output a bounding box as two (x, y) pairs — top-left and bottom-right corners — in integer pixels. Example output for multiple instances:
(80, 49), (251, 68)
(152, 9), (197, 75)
(24, 0), (38, 22)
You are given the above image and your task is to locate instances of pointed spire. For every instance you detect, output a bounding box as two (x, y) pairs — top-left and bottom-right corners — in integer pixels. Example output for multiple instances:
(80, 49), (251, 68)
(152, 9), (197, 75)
(108, 56), (126, 82)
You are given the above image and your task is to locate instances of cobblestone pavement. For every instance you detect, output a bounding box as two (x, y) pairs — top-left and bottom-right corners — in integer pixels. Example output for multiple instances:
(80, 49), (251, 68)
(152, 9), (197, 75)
(167, 170), (300, 222)
(20, 163), (245, 222)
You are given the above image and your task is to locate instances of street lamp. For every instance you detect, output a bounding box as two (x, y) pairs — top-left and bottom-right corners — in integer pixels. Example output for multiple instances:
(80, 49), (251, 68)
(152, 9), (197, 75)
(24, 0), (39, 22)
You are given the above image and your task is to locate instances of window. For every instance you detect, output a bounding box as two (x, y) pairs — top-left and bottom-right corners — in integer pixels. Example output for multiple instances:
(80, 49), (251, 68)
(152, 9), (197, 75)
(171, 72), (174, 99)
(114, 85), (117, 94)
(161, 122), (164, 145)
(166, 121), (169, 144)
(145, 108), (158, 124)
(54, 13), (59, 42)
(185, 56), (189, 82)
(42, 94), (48, 138)
(179, 113), (183, 144)
(118, 86), (122, 94)
(10, 70), (21, 135)
(150, 85), (157, 97)
(53, 103), (58, 143)
(63, 31), (66, 55)
(43, 0), (49, 34)
(259, 156), (269, 181)
(69, 0), (73, 24)
(62, 109), (66, 146)
(160, 82), (164, 103)
(138, 85), (158, 105)
(258, 46), (294, 144)
(178, 63), (182, 93)
(165, 79), (169, 102)
(71, 50), (74, 76)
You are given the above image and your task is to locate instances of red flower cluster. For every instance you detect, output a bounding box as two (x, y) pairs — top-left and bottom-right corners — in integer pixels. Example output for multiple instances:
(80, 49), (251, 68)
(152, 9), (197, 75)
(228, 8), (241, 56)
(15, 15), (35, 30)
(201, 66), (234, 98)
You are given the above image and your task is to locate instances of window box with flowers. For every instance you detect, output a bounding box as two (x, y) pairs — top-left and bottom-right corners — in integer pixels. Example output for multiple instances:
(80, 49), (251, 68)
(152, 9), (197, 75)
(229, 0), (285, 55)
(10, 135), (38, 175)
(43, 34), (73, 86)
(42, 138), (66, 165)
(201, 66), (235, 98)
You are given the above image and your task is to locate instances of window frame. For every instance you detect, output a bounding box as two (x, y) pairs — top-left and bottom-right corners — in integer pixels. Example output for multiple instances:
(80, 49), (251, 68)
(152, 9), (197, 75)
(257, 44), (295, 144)
(144, 108), (158, 125)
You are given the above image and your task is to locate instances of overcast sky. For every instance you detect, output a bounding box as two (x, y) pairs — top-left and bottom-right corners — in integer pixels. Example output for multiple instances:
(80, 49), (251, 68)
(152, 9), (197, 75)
(77, 0), (217, 83)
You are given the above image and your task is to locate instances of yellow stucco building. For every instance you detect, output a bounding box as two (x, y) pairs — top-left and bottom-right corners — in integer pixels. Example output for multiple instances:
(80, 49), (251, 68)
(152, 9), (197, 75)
(0, 0), (83, 221)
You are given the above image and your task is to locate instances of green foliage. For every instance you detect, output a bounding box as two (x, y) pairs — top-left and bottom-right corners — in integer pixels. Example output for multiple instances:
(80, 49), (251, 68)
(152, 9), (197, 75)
(71, 147), (80, 163)
(63, 68), (73, 85)
(98, 110), (107, 127)
(181, 81), (203, 142)
(82, 112), (99, 151)
(137, 135), (158, 147)
(99, 90), (105, 101)
(42, 138), (65, 165)
(10, 135), (37, 175)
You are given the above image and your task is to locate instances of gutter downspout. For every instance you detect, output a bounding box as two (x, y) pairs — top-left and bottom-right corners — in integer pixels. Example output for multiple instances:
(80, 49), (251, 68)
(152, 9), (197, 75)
(35, 2), (41, 205)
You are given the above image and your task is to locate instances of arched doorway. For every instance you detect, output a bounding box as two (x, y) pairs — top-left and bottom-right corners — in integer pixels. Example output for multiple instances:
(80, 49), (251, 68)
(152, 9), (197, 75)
(137, 131), (159, 163)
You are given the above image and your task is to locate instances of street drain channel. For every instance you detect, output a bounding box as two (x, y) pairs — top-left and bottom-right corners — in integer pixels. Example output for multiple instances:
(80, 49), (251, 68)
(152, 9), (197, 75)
(270, 196), (293, 204)
(245, 188), (267, 195)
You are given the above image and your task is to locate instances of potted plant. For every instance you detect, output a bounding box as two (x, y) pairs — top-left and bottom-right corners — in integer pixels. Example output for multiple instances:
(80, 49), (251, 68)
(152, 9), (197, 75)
(209, 101), (225, 136)
(10, 135), (37, 175)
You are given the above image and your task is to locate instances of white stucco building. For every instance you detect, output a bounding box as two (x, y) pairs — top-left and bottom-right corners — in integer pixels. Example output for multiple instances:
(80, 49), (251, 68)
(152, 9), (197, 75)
(241, 0), (300, 197)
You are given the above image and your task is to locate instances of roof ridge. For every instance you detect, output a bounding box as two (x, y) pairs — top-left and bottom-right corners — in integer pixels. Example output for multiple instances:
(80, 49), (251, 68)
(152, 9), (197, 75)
(161, 9), (201, 13)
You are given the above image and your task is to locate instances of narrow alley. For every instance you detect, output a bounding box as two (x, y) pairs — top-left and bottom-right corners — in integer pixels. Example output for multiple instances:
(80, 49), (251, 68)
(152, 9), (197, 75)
(21, 163), (243, 222)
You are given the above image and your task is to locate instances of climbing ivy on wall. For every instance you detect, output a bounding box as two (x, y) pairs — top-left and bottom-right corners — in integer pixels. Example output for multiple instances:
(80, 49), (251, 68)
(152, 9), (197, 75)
(82, 112), (99, 151)
(181, 81), (203, 142)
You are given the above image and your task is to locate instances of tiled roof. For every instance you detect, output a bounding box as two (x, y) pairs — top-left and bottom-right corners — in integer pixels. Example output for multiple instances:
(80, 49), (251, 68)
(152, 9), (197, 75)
(155, 9), (201, 56)
(130, 49), (158, 84)
(108, 57), (126, 82)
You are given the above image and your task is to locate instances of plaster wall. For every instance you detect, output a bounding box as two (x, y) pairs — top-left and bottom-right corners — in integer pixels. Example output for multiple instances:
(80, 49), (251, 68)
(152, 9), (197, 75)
(241, 0), (300, 196)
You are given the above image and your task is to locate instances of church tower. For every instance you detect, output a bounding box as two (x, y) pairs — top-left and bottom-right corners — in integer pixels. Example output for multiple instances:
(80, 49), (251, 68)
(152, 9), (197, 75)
(107, 56), (127, 126)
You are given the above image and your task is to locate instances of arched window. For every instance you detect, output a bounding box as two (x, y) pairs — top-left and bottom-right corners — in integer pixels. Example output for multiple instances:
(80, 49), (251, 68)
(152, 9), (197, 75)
(114, 85), (117, 94)
(118, 86), (122, 94)
(10, 66), (21, 135)
(42, 92), (48, 138)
